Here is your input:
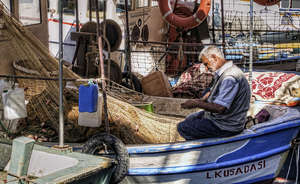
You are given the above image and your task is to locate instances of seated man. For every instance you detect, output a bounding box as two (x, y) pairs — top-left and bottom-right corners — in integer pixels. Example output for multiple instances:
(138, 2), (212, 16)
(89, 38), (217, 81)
(177, 46), (251, 140)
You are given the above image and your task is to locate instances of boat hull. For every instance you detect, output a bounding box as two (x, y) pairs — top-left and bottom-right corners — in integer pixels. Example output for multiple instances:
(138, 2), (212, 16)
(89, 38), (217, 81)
(122, 153), (288, 184)
(123, 106), (300, 184)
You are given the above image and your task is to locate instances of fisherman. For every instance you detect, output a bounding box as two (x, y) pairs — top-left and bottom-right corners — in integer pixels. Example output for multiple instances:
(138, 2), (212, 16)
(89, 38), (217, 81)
(177, 46), (251, 140)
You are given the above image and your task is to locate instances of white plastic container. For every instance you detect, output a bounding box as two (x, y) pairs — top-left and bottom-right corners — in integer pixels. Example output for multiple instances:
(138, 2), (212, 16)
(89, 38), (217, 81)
(78, 93), (103, 127)
(2, 88), (27, 120)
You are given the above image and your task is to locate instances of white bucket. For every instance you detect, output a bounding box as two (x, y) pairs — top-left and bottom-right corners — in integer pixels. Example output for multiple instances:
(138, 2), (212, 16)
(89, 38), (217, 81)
(78, 93), (103, 127)
(2, 88), (27, 120)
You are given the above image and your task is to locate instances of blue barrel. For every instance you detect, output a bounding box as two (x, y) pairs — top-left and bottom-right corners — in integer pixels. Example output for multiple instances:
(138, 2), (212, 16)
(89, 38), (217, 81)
(79, 84), (98, 112)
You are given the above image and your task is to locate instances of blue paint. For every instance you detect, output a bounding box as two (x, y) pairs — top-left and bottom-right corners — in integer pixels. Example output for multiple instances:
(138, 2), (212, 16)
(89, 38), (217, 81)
(226, 55), (243, 60)
(128, 144), (289, 175)
(79, 84), (98, 112)
(217, 128), (297, 162)
(127, 119), (300, 154)
(255, 55), (300, 64)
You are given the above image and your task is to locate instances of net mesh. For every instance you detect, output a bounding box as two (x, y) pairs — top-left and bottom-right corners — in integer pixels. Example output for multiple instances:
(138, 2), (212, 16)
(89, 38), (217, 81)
(0, 4), (184, 144)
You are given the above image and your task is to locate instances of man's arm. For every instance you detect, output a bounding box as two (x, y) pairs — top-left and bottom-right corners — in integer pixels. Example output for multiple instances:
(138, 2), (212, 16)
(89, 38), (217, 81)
(181, 76), (239, 114)
(181, 99), (226, 113)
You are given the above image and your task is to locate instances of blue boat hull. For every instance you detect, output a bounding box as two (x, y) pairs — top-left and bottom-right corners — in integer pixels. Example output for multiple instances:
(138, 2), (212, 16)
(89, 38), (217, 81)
(123, 106), (300, 184)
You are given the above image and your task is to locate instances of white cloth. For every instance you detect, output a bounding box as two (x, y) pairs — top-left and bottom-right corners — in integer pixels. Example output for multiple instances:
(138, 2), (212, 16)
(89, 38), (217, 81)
(2, 88), (27, 120)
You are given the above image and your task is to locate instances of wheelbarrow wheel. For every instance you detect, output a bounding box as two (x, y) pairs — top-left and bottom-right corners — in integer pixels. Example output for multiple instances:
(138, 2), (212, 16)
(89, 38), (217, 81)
(82, 133), (129, 184)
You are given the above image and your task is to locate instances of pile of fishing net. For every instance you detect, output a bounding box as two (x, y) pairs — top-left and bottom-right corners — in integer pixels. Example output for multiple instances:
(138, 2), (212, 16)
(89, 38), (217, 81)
(0, 4), (185, 144)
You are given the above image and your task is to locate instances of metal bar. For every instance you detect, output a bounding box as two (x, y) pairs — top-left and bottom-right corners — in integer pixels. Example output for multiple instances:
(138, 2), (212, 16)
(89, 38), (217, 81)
(89, 0), (92, 22)
(130, 50), (206, 54)
(58, 0), (64, 147)
(95, 0), (110, 134)
(212, 0), (215, 43)
(209, 28), (299, 33)
(125, 0), (132, 73)
(0, 75), (108, 83)
(249, 0), (254, 91)
(129, 40), (223, 46)
(75, 0), (79, 32)
(220, 0), (225, 56)
(0, 74), (76, 81)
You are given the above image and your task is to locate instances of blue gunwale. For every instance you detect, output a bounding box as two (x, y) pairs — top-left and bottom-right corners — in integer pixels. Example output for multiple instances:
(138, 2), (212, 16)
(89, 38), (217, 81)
(128, 144), (290, 175)
(128, 118), (300, 154)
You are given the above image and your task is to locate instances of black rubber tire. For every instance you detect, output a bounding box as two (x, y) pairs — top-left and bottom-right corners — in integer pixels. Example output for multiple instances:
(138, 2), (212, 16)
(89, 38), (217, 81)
(121, 72), (142, 92)
(80, 20), (122, 52)
(82, 133), (129, 184)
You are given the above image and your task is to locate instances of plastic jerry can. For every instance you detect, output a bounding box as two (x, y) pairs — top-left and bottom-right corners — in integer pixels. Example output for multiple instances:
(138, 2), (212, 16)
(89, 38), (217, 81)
(2, 88), (27, 120)
(78, 93), (103, 127)
(79, 84), (98, 112)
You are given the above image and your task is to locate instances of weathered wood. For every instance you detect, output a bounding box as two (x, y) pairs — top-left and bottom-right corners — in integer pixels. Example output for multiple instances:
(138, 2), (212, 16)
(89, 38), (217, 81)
(0, 138), (11, 170)
(7, 137), (35, 184)
(142, 95), (201, 117)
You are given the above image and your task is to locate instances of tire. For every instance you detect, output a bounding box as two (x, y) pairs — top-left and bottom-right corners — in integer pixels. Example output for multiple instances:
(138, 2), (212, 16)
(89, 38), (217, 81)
(121, 72), (142, 93)
(82, 133), (129, 184)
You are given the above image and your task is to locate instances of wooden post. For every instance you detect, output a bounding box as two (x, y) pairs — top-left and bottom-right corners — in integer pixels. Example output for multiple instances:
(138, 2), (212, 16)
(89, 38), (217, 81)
(7, 137), (35, 184)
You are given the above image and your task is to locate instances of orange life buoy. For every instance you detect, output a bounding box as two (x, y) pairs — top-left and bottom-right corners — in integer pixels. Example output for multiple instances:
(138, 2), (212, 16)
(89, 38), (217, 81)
(254, 0), (280, 6)
(158, 0), (211, 30)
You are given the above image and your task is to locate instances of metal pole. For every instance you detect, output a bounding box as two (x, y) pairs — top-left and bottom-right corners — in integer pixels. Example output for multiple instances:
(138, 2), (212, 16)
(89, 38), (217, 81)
(89, 0), (92, 22)
(58, 0), (64, 147)
(220, 0), (225, 55)
(249, 0), (253, 91)
(95, 0), (110, 134)
(124, 0), (132, 73)
(212, 0), (215, 43)
(75, 0), (79, 32)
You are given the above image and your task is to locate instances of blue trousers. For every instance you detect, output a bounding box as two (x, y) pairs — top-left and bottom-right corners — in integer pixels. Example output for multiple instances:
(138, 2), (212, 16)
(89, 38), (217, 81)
(177, 111), (241, 140)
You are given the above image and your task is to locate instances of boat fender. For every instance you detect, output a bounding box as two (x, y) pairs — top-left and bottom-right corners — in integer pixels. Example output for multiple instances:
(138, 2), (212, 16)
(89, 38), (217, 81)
(82, 133), (129, 184)
(158, 0), (211, 30)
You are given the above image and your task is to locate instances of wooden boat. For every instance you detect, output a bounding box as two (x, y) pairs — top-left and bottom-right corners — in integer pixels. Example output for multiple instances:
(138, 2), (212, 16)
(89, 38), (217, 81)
(70, 90), (299, 184)
(110, 101), (299, 184)
(0, 137), (114, 184)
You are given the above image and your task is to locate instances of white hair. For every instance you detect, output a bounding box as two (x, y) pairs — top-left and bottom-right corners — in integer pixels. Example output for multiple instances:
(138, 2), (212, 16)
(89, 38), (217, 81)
(199, 46), (224, 62)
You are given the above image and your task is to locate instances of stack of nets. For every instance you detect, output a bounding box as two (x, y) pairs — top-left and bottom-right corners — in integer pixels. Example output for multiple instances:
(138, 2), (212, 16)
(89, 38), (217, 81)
(0, 4), (184, 144)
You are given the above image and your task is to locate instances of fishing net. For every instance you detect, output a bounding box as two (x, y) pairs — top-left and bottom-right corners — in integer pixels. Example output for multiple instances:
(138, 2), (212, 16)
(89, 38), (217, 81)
(0, 4), (184, 144)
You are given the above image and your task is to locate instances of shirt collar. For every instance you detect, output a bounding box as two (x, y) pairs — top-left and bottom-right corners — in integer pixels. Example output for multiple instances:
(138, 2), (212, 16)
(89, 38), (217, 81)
(215, 61), (233, 77)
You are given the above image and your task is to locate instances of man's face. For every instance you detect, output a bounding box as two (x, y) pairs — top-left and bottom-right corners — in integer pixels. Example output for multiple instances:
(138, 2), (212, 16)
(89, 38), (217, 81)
(201, 55), (224, 72)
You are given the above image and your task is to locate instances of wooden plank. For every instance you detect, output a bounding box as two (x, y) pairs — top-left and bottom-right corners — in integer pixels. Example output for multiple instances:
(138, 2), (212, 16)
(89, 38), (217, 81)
(7, 137), (35, 184)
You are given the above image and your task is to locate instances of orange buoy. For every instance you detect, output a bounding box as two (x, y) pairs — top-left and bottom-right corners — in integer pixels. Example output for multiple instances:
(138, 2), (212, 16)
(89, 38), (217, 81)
(158, 0), (211, 30)
(254, 0), (281, 6)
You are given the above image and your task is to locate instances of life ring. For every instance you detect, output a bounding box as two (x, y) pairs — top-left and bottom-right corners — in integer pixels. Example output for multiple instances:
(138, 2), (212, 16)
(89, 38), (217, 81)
(253, 0), (280, 6)
(158, 0), (211, 30)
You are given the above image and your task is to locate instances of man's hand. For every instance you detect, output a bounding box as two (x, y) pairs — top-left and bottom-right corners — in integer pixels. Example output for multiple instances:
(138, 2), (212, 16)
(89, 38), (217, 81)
(181, 99), (200, 109)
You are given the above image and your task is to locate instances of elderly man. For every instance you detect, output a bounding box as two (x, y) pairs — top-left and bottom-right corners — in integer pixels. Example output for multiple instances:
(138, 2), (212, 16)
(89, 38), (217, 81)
(177, 46), (251, 140)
